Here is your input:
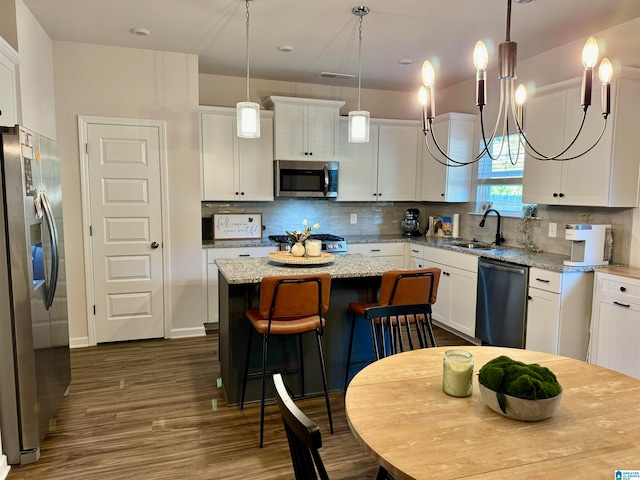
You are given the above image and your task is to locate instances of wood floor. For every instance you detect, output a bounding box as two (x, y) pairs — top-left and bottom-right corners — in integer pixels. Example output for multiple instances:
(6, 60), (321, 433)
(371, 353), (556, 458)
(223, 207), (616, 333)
(6, 326), (471, 480)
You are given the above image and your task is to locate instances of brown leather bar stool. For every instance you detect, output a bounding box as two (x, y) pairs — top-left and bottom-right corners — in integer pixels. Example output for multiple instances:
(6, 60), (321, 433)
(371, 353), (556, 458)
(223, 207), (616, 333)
(344, 268), (441, 389)
(241, 273), (333, 448)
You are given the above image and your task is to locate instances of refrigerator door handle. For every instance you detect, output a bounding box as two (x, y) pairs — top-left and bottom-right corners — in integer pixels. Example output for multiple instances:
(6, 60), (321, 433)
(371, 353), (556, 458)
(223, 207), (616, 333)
(41, 191), (59, 310)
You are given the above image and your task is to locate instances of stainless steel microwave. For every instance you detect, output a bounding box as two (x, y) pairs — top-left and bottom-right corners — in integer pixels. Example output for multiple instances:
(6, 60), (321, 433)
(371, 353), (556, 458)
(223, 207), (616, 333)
(274, 160), (338, 198)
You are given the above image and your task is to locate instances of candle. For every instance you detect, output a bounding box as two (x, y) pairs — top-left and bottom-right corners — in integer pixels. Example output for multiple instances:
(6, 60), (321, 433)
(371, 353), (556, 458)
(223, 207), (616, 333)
(443, 350), (474, 397)
(305, 239), (322, 257)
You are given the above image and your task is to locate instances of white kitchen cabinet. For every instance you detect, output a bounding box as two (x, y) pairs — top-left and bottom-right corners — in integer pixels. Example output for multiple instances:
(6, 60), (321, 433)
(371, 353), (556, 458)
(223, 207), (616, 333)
(522, 67), (640, 207)
(420, 113), (476, 202)
(422, 246), (477, 338)
(408, 244), (424, 269)
(0, 37), (19, 128)
(204, 246), (276, 324)
(589, 268), (640, 379)
(348, 242), (406, 268)
(266, 96), (344, 161)
(526, 267), (593, 360)
(200, 107), (274, 201)
(337, 118), (420, 201)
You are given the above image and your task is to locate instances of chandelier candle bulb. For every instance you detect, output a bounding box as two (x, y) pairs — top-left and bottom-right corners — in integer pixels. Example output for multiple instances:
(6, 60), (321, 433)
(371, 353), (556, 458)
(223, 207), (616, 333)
(443, 350), (474, 398)
(599, 58), (613, 116)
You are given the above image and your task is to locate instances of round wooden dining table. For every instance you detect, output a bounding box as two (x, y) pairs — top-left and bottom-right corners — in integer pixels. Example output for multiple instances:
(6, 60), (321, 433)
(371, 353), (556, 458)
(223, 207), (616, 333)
(345, 346), (640, 479)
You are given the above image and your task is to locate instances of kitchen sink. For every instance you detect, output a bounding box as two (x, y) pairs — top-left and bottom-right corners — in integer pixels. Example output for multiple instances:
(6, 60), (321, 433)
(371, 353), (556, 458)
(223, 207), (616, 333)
(447, 240), (496, 250)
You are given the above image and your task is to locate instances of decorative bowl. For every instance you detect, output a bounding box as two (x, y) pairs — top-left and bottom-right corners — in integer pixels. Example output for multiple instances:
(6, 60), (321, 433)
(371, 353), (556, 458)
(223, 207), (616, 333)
(478, 383), (562, 421)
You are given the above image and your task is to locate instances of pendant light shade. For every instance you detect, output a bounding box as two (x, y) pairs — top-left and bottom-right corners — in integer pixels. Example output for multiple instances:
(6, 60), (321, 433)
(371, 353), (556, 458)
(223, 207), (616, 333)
(348, 6), (370, 143)
(237, 0), (260, 139)
(348, 110), (370, 143)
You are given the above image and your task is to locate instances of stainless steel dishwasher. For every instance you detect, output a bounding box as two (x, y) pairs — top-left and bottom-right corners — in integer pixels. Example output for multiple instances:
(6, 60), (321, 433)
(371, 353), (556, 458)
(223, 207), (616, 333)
(476, 257), (529, 348)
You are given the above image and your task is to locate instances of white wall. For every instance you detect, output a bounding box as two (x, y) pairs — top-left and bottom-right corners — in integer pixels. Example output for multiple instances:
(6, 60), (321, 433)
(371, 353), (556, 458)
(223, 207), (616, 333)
(52, 41), (202, 345)
(15, 0), (56, 138)
(0, 429), (9, 480)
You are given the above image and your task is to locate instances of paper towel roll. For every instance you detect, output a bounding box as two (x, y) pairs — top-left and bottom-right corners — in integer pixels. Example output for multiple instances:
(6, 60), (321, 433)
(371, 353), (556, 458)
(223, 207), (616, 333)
(452, 214), (460, 238)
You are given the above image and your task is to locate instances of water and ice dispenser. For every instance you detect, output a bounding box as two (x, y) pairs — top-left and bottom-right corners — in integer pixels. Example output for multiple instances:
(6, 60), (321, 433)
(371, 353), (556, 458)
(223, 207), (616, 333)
(563, 223), (612, 267)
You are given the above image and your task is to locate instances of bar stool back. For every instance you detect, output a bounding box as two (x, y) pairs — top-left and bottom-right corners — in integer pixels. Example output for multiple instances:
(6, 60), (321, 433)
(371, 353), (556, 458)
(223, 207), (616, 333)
(344, 268), (441, 389)
(241, 273), (333, 447)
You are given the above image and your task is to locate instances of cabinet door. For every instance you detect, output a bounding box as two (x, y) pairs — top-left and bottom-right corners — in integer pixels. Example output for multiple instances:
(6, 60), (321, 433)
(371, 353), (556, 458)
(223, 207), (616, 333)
(274, 103), (307, 160)
(337, 121), (379, 201)
(420, 116), (473, 202)
(0, 53), (16, 127)
(526, 287), (561, 354)
(207, 263), (219, 323)
(560, 86), (614, 206)
(238, 116), (274, 201)
(307, 105), (339, 160)
(448, 266), (477, 337)
(202, 113), (238, 200)
(591, 299), (640, 379)
(423, 260), (452, 329)
(377, 124), (419, 201)
(409, 256), (424, 269)
(521, 90), (566, 205)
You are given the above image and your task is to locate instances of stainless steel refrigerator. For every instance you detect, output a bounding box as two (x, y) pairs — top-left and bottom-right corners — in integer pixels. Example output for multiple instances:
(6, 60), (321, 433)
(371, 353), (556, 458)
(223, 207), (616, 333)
(0, 125), (70, 465)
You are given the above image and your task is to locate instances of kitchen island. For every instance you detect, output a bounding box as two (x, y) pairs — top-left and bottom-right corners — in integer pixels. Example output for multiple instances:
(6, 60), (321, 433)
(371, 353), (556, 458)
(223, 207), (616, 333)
(216, 254), (401, 406)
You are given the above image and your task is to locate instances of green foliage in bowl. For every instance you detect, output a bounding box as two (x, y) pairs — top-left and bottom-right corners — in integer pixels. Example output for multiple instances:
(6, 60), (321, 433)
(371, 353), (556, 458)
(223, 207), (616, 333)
(478, 355), (562, 414)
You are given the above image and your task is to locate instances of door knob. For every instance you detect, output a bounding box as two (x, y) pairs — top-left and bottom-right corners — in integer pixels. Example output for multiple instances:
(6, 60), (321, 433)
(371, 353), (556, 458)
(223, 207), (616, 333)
(151, 242), (159, 249)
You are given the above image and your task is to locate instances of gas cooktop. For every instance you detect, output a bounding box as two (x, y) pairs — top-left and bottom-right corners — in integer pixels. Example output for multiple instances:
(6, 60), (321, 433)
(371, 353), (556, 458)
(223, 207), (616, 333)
(268, 234), (347, 253)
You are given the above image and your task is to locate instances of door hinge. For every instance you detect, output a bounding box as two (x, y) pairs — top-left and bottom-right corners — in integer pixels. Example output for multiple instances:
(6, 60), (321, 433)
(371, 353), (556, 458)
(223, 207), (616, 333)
(85, 143), (89, 154)
(93, 305), (96, 315)
(89, 225), (92, 236)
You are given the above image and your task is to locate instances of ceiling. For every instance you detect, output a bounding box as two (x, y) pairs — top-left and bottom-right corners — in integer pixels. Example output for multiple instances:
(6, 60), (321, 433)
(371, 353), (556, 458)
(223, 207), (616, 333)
(22, 0), (640, 92)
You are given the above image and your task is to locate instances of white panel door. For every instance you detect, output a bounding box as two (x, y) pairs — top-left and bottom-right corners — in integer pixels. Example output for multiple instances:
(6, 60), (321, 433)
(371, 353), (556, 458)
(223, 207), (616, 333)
(87, 124), (164, 343)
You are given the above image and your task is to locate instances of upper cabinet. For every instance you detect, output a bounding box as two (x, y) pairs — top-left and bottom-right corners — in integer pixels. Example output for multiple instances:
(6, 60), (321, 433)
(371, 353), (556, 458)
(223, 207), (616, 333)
(419, 113), (476, 202)
(265, 96), (344, 161)
(200, 107), (274, 201)
(0, 37), (19, 128)
(337, 118), (420, 201)
(523, 67), (640, 207)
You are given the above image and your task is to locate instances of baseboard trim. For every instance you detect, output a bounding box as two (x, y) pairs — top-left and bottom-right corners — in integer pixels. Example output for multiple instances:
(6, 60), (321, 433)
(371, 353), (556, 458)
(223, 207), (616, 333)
(69, 337), (90, 349)
(0, 455), (10, 480)
(170, 326), (206, 339)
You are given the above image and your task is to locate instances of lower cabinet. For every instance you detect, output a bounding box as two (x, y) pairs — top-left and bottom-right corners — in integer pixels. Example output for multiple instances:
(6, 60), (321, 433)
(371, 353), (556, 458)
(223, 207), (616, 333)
(347, 242), (406, 268)
(422, 246), (477, 338)
(526, 267), (593, 360)
(204, 246), (276, 324)
(589, 269), (640, 379)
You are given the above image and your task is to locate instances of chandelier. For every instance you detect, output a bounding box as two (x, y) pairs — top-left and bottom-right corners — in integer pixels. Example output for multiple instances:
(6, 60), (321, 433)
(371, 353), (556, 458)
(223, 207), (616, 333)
(236, 0), (260, 138)
(418, 0), (612, 167)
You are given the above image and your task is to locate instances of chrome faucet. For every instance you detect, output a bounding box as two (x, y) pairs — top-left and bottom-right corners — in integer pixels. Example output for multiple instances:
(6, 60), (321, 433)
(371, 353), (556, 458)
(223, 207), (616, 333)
(479, 209), (505, 246)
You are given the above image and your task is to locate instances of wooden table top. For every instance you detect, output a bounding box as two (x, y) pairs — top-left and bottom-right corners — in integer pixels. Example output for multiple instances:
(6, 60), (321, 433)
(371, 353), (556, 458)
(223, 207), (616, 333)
(345, 346), (640, 480)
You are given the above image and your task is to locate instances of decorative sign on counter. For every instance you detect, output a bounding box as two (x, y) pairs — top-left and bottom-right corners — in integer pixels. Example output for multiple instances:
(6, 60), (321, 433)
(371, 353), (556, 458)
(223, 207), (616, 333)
(214, 213), (262, 240)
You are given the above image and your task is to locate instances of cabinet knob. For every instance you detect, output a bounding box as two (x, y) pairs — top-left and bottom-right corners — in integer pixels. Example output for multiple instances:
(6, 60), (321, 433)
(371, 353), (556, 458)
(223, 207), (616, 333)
(620, 286), (627, 292)
(309, 152), (313, 156)
(240, 192), (245, 196)
(559, 193), (565, 198)
(553, 193), (558, 198)
(527, 296), (532, 300)
(235, 192), (239, 195)
(441, 193), (445, 197)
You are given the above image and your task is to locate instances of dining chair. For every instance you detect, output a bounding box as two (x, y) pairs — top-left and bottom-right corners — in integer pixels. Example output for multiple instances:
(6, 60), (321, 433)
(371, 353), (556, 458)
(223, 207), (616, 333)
(241, 273), (333, 448)
(274, 373), (395, 480)
(344, 268), (441, 389)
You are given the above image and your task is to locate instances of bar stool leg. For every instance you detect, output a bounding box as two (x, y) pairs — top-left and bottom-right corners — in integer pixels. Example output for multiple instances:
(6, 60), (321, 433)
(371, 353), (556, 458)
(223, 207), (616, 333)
(315, 331), (333, 434)
(344, 311), (357, 391)
(240, 328), (254, 409)
(298, 335), (305, 396)
(259, 334), (269, 448)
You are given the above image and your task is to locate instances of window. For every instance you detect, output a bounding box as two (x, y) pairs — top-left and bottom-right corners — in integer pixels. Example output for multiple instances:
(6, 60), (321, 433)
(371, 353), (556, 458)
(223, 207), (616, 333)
(475, 134), (526, 215)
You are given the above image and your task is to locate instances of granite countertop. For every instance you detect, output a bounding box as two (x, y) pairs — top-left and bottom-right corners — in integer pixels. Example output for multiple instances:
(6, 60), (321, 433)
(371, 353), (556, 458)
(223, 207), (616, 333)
(216, 253), (400, 284)
(204, 234), (610, 273)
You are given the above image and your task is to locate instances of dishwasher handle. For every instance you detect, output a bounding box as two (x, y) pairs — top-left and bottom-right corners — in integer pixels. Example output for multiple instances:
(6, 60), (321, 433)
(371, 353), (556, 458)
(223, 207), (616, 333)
(478, 258), (528, 276)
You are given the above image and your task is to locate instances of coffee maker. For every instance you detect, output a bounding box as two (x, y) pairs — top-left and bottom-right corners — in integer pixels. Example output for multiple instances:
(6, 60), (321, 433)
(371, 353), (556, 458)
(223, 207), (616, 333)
(401, 208), (421, 237)
(563, 224), (612, 266)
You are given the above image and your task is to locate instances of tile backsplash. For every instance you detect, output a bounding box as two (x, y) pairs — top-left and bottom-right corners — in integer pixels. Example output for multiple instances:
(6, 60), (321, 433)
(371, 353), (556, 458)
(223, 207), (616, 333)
(202, 200), (633, 265)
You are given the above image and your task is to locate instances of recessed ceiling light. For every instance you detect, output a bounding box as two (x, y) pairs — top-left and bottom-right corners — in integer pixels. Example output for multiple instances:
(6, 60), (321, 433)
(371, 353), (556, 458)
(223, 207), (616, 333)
(278, 45), (294, 53)
(130, 28), (150, 36)
(398, 59), (413, 65)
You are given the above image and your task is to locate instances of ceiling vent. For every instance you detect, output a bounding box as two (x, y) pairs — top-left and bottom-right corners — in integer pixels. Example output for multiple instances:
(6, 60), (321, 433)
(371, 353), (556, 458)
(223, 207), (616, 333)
(320, 72), (356, 80)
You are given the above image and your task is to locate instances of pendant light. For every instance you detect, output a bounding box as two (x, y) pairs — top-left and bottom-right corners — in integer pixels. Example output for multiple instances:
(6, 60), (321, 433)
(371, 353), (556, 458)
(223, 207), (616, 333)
(237, 0), (260, 138)
(348, 6), (370, 143)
